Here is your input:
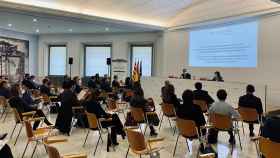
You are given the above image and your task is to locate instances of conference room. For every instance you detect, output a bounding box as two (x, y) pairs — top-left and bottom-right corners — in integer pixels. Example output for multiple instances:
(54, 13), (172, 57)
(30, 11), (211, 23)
(0, 0), (280, 158)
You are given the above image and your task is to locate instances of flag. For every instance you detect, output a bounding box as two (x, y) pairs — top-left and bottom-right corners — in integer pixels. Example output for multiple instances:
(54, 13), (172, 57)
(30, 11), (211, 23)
(132, 61), (139, 82)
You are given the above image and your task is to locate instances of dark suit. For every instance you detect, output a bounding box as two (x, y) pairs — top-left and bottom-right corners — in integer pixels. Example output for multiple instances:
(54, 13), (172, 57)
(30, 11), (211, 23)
(181, 73), (191, 79)
(175, 102), (206, 135)
(239, 94), (263, 133)
(193, 89), (214, 106)
(9, 96), (50, 130)
(112, 80), (120, 89)
(0, 88), (11, 99)
(261, 113), (280, 143)
(88, 79), (97, 89)
(55, 90), (79, 134)
(40, 85), (51, 96)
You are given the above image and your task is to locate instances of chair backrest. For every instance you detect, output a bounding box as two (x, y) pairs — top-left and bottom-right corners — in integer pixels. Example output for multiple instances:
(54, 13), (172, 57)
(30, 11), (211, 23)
(12, 108), (22, 123)
(209, 113), (232, 130)
(24, 120), (34, 138)
(238, 107), (258, 122)
(85, 111), (99, 129)
(161, 103), (176, 117)
(193, 100), (208, 112)
(0, 96), (7, 107)
(107, 98), (117, 110)
(126, 128), (147, 152)
(199, 153), (216, 158)
(46, 145), (61, 158)
(176, 118), (198, 138)
(130, 107), (145, 123)
(259, 137), (280, 158)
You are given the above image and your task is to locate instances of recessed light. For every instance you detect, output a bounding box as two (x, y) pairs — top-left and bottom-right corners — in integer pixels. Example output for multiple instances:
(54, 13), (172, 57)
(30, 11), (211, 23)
(8, 24), (12, 27)
(68, 29), (73, 32)
(33, 18), (37, 22)
(105, 27), (110, 31)
(36, 29), (39, 33)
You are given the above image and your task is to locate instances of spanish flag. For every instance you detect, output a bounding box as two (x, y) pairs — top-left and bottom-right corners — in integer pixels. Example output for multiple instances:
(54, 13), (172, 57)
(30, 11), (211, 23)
(132, 61), (140, 82)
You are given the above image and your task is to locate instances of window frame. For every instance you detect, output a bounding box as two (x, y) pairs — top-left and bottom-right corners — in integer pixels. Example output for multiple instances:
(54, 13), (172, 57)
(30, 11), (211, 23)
(83, 44), (112, 77)
(48, 45), (67, 76)
(130, 44), (154, 77)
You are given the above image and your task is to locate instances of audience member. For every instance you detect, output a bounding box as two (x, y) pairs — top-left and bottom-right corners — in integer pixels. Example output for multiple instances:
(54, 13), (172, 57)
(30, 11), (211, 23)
(55, 80), (79, 135)
(208, 89), (240, 144)
(9, 84), (52, 130)
(238, 84), (263, 136)
(112, 75), (120, 90)
(22, 81), (40, 106)
(161, 82), (180, 108)
(88, 76), (97, 89)
(176, 90), (206, 135)
(130, 87), (158, 136)
(193, 82), (214, 106)
(29, 75), (39, 89)
(124, 77), (133, 89)
(83, 90), (125, 146)
(73, 76), (82, 94)
(0, 80), (11, 99)
(22, 74), (37, 89)
(181, 68), (191, 79)
(100, 77), (112, 92)
(40, 78), (52, 96)
(261, 110), (280, 143)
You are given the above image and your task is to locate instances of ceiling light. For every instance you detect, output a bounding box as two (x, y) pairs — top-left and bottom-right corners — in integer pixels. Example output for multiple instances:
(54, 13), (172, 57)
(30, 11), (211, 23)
(105, 27), (110, 31)
(8, 24), (12, 27)
(33, 18), (37, 22)
(36, 29), (39, 33)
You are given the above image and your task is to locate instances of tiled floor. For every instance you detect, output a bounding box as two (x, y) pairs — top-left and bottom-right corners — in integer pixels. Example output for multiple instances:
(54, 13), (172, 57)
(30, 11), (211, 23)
(0, 106), (261, 158)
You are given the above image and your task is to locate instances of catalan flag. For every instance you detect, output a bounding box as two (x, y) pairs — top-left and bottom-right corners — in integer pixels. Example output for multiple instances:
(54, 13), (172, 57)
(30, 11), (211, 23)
(132, 60), (140, 82)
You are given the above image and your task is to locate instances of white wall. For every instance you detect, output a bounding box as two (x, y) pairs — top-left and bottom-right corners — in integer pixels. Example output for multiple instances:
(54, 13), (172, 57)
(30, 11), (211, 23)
(37, 32), (163, 77)
(161, 14), (280, 107)
(0, 29), (38, 75)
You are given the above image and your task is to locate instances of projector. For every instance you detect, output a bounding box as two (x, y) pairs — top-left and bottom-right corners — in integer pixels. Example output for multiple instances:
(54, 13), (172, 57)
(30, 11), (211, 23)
(271, 0), (280, 4)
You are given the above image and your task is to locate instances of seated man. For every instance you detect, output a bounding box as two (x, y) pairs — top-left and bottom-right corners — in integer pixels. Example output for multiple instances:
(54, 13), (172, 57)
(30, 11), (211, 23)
(181, 68), (191, 79)
(238, 85), (263, 136)
(193, 82), (214, 107)
(208, 89), (240, 144)
(0, 80), (11, 99)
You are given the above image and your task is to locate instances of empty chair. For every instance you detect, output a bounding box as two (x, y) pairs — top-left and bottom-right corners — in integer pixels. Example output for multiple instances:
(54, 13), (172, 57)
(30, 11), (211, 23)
(158, 103), (176, 133)
(252, 136), (280, 158)
(125, 127), (164, 158)
(46, 142), (87, 158)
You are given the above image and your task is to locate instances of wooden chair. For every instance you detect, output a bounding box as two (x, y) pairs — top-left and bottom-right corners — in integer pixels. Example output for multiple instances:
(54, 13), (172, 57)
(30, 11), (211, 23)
(0, 96), (9, 122)
(83, 111), (106, 155)
(193, 100), (208, 113)
(199, 153), (216, 158)
(125, 128), (164, 158)
(238, 107), (260, 134)
(173, 118), (201, 157)
(44, 139), (87, 158)
(22, 118), (55, 158)
(70, 106), (86, 134)
(130, 107), (148, 133)
(252, 136), (280, 158)
(209, 113), (242, 151)
(106, 98), (126, 118)
(10, 108), (36, 145)
(158, 103), (176, 134)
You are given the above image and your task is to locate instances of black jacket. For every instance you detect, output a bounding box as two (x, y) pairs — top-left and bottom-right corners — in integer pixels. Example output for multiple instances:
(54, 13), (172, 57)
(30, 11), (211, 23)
(193, 89), (214, 105)
(0, 88), (11, 99)
(238, 94), (263, 114)
(83, 100), (108, 118)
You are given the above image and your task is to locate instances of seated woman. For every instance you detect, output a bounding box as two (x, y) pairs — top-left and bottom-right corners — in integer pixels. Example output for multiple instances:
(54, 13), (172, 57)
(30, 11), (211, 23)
(161, 82), (180, 108)
(8, 84), (52, 130)
(83, 90), (125, 146)
(73, 76), (82, 94)
(175, 90), (206, 136)
(130, 83), (158, 136)
(22, 81), (41, 106)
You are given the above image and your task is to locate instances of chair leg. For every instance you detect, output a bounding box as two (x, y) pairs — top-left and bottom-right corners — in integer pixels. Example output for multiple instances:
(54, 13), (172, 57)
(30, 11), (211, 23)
(83, 130), (90, 147)
(125, 146), (130, 158)
(21, 142), (29, 158)
(98, 130), (103, 142)
(186, 139), (190, 152)
(93, 133), (102, 155)
(3, 111), (8, 122)
(158, 114), (164, 131)
(237, 130), (242, 150)
(173, 134), (180, 157)
(242, 122), (245, 135)
(14, 125), (23, 146)
(144, 124), (148, 135)
(10, 123), (17, 138)
(168, 117), (172, 130)
(31, 141), (39, 158)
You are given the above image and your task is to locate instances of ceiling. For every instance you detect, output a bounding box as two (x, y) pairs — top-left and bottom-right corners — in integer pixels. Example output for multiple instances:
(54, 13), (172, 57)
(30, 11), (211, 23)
(0, 8), (163, 34)
(0, 0), (199, 27)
